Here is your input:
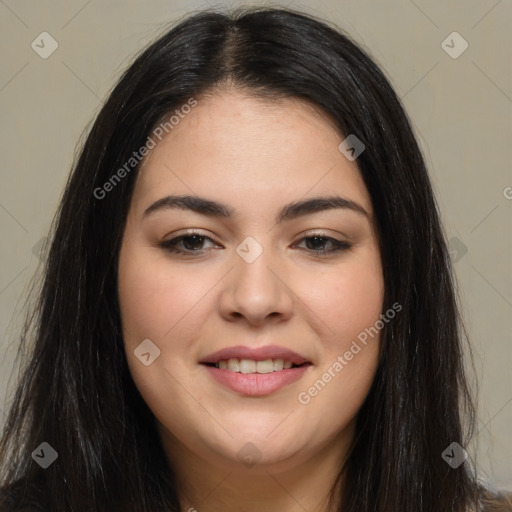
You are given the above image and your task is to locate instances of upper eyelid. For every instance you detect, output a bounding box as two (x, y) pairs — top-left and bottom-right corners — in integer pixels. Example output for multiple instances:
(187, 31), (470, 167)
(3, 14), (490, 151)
(165, 230), (219, 244)
(165, 230), (345, 243)
(164, 231), (348, 249)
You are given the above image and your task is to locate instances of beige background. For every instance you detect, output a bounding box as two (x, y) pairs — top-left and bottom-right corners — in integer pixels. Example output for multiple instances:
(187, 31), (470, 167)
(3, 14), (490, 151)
(1, 0), (511, 488)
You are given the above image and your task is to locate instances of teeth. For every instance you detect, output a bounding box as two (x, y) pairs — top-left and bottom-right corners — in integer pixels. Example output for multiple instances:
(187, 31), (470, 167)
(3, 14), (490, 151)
(240, 359), (256, 374)
(256, 359), (274, 373)
(227, 358), (240, 372)
(215, 358), (299, 373)
(273, 359), (284, 371)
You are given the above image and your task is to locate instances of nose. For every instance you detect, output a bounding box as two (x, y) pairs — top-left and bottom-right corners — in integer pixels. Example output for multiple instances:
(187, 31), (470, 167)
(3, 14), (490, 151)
(218, 245), (294, 326)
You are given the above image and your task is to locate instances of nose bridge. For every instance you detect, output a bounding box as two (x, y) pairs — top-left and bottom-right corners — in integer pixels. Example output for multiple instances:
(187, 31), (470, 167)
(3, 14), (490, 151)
(219, 234), (293, 323)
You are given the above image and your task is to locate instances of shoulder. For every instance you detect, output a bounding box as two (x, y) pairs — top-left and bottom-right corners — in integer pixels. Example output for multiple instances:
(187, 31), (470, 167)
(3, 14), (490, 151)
(479, 488), (512, 511)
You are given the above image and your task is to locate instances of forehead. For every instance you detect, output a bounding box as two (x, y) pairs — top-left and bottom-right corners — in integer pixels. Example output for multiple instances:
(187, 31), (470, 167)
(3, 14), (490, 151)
(131, 90), (372, 217)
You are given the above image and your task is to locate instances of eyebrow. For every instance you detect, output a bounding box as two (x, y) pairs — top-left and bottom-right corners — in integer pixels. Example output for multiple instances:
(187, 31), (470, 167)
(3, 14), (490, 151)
(142, 194), (369, 223)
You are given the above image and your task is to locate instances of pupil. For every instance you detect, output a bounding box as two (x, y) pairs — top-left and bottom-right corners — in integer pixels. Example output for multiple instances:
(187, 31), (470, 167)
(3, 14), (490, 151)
(307, 236), (326, 250)
(183, 235), (203, 251)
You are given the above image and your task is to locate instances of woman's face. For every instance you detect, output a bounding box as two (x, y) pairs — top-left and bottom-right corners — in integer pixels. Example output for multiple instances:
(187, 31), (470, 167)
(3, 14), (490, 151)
(118, 90), (384, 473)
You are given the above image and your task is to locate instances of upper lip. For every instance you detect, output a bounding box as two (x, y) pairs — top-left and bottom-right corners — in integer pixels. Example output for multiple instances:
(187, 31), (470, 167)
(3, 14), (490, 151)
(200, 345), (310, 365)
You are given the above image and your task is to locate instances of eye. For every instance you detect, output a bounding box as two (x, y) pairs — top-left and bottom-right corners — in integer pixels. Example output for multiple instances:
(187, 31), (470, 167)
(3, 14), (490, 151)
(159, 231), (218, 255)
(294, 235), (352, 255)
(159, 232), (352, 256)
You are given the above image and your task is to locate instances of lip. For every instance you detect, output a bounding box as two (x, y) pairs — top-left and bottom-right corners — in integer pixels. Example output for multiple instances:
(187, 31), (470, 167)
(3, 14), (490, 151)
(199, 344), (312, 397)
(200, 344), (310, 365)
(202, 364), (312, 396)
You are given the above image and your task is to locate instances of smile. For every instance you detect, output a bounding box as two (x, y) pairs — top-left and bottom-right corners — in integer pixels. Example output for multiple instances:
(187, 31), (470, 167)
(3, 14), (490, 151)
(199, 345), (313, 396)
(212, 358), (303, 373)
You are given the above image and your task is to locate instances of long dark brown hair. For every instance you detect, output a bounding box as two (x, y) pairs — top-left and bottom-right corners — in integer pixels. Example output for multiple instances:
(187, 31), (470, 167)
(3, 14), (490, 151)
(0, 6), (508, 511)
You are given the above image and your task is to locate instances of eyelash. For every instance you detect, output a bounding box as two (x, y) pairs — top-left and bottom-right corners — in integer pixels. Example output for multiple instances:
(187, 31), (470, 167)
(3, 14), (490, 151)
(159, 230), (352, 256)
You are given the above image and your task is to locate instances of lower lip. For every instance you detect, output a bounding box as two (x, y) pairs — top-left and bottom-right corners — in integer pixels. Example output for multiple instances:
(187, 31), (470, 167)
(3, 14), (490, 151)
(202, 364), (312, 396)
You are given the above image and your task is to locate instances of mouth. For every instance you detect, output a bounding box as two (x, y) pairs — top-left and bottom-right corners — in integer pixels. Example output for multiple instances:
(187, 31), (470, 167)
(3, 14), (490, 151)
(199, 345), (313, 396)
(202, 358), (311, 373)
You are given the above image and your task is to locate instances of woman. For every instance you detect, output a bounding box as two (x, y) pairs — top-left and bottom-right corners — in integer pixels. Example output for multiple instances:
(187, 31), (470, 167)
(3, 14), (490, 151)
(0, 6), (509, 512)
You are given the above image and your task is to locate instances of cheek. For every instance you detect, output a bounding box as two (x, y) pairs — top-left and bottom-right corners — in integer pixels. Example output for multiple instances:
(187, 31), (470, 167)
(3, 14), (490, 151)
(118, 247), (209, 347)
(294, 253), (383, 392)
(117, 245), (206, 416)
(306, 254), (384, 345)
(293, 255), (383, 429)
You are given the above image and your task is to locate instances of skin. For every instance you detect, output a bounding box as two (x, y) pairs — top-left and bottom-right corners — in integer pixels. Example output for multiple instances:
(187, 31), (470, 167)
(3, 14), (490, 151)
(117, 87), (384, 512)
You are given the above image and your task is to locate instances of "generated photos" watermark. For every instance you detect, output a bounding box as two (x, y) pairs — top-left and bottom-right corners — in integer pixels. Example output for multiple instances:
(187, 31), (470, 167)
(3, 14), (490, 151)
(93, 97), (197, 200)
(297, 302), (402, 405)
